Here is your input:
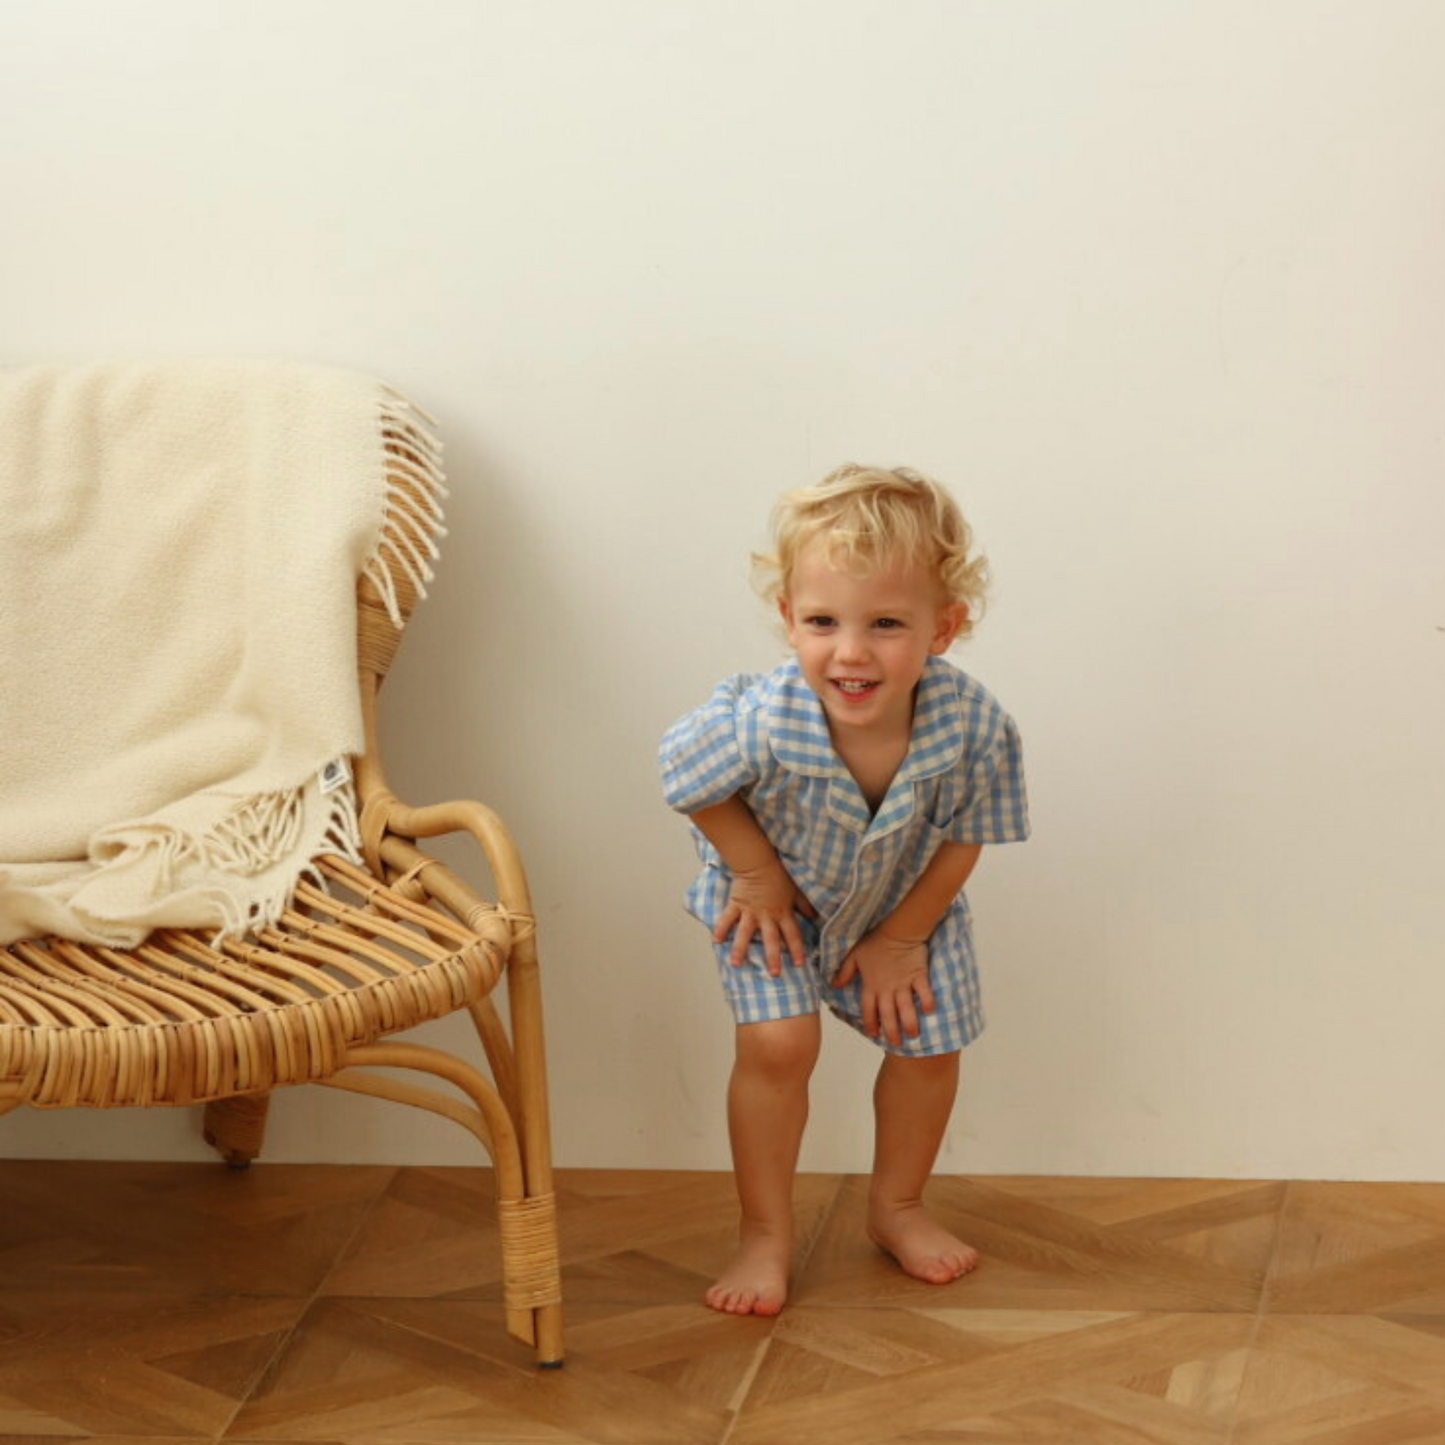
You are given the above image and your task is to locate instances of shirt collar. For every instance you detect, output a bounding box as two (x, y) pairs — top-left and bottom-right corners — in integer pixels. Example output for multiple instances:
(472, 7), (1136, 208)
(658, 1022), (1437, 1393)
(765, 656), (965, 784)
(896, 655), (967, 784)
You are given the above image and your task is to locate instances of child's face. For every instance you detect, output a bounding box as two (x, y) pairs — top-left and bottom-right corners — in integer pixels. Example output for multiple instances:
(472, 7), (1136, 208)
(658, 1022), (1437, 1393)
(779, 537), (965, 746)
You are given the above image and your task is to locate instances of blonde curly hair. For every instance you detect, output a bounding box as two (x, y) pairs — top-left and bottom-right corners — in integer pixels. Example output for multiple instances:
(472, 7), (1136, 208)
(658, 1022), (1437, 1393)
(753, 464), (988, 640)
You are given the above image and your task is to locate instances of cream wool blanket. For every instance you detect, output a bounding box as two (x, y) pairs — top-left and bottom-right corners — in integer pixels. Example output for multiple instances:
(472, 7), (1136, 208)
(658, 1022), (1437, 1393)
(0, 362), (445, 948)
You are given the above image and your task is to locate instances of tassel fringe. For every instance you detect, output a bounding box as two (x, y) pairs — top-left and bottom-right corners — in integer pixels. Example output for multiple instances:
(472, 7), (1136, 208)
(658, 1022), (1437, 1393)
(364, 387), (448, 628)
(196, 779), (365, 942)
(202, 790), (304, 876)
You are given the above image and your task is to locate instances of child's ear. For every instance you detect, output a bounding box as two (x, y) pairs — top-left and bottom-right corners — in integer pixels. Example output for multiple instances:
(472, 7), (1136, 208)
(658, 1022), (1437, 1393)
(931, 602), (967, 653)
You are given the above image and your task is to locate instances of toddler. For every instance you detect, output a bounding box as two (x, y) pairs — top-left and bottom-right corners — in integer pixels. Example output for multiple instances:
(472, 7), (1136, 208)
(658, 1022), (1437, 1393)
(659, 465), (1030, 1316)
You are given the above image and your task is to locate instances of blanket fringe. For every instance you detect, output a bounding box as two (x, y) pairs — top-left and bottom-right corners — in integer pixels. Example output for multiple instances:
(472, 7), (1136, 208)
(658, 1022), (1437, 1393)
(311, 781), (365, 875)
(213, 871), (291, 944)
(202, 790), (304, 876)
(201, 780), (365, 943)
(365, 387), (448, 628)
(293, 781), (367, 924)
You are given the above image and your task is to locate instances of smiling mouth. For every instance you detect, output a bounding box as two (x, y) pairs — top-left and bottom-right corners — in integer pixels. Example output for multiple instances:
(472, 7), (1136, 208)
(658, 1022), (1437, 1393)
(831, 679), (879, 697)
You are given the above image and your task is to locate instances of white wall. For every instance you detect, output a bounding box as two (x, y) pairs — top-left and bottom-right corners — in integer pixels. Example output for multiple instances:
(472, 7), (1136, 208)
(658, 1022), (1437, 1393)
(3, 0), (1442, 1180)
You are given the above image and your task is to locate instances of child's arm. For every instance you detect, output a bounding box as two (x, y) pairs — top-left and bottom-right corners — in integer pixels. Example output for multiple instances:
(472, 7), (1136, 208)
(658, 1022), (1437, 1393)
(832, 841), (983, 1046)
(690, 795), (817, 977)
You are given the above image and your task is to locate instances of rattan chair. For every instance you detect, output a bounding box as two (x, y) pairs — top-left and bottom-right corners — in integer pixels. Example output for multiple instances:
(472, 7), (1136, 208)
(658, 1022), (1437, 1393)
(0, 416), (564, 1366)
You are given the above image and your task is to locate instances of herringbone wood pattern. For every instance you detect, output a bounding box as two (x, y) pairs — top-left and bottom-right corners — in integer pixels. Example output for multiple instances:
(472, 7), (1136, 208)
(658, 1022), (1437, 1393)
(3, 1163), (1445, 1444)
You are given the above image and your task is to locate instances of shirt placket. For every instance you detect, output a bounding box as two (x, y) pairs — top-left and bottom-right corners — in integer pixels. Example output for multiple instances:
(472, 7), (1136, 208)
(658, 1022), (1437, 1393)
(816, 781), (914, 979)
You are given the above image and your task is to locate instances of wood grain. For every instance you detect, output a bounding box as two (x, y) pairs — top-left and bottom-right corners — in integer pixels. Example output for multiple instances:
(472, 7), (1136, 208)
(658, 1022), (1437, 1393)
(3, 1163), (1444, 1444)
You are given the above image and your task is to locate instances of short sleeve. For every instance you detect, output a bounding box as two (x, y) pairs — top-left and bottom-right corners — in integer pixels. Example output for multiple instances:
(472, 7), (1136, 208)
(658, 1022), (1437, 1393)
(658, 676), (761, 814)
(947, 711), (1031, 845)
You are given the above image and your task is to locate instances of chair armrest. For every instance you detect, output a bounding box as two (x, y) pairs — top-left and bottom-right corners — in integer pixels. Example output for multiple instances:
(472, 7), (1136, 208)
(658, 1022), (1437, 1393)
(359, 790), (536, 935)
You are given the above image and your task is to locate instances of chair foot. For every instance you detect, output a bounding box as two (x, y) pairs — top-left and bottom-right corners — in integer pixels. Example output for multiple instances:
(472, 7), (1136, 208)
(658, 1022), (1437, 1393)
(532, 1300), (564, 1368)
(203, 1093), (272, 1167)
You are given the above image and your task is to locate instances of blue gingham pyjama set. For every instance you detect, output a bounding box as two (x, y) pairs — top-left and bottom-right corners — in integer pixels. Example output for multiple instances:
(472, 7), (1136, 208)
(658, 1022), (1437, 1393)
(658, 655), (1029, 1056)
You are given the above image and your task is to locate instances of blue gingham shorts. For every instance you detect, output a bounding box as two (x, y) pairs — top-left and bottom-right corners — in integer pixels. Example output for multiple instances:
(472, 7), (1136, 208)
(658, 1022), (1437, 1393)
(713, 918), (979, 1058)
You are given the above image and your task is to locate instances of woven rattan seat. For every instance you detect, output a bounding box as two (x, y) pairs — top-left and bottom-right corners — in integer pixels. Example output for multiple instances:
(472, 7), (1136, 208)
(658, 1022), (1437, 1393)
(0, 397), (564, 1365)
(0, 858), (507, 1108)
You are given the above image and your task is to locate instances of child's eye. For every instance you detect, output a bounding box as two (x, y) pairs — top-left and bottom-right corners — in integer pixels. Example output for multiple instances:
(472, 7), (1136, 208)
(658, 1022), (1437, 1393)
(873, 617), (904, 630)
(805, 615), (835, 628)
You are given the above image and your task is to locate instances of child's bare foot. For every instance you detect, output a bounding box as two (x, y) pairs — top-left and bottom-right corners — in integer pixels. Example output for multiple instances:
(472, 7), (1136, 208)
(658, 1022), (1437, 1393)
(706, 1229), (791, 1315)
(867, 1202), (979, 1284)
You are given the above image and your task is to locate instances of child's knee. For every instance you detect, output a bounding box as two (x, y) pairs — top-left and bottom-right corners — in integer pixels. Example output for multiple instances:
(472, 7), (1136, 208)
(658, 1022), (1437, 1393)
(735, 1015), (821, 1081)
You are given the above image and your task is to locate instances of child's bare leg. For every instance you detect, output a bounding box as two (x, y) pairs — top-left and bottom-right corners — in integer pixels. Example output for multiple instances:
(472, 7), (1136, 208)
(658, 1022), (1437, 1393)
(867, 1050), (979, 1284)
(711, 1013), (821, 1316)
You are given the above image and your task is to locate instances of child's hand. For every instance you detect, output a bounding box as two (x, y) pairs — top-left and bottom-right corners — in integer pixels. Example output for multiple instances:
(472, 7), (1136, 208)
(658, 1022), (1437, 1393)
(713, 860), (817, 976)
(833, 929), (936, 1047)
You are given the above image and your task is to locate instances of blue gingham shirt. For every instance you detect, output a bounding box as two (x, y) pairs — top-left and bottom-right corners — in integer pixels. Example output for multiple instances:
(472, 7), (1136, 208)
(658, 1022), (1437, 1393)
(659, 656), (1029, 998)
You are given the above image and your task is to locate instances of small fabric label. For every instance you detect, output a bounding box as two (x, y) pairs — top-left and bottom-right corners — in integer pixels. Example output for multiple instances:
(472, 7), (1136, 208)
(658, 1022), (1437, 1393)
(319, 756), (352, 795)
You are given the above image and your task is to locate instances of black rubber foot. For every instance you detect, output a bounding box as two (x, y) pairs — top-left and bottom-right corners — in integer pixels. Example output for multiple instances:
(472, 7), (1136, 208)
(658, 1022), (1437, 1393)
(538, 1358), (565, 1370)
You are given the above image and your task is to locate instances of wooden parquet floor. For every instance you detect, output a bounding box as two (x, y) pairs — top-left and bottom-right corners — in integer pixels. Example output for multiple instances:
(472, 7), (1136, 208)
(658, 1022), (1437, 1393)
(3, 1163), (1445, 1444)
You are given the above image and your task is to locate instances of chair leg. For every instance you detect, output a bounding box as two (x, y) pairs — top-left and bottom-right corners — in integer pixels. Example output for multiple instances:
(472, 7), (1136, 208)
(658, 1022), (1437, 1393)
(204, 1093), (272, 1168)
(325, 1040), (564, 1366)
(506, 937), (564, 1366)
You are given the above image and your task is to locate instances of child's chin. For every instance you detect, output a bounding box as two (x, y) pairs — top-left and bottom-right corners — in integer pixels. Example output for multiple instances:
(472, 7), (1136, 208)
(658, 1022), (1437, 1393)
(824, 698), (884, 727)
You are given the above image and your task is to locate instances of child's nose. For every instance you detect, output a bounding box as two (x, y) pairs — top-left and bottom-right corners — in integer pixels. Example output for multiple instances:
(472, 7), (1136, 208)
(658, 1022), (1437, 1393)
(834, 627), (870, 663)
